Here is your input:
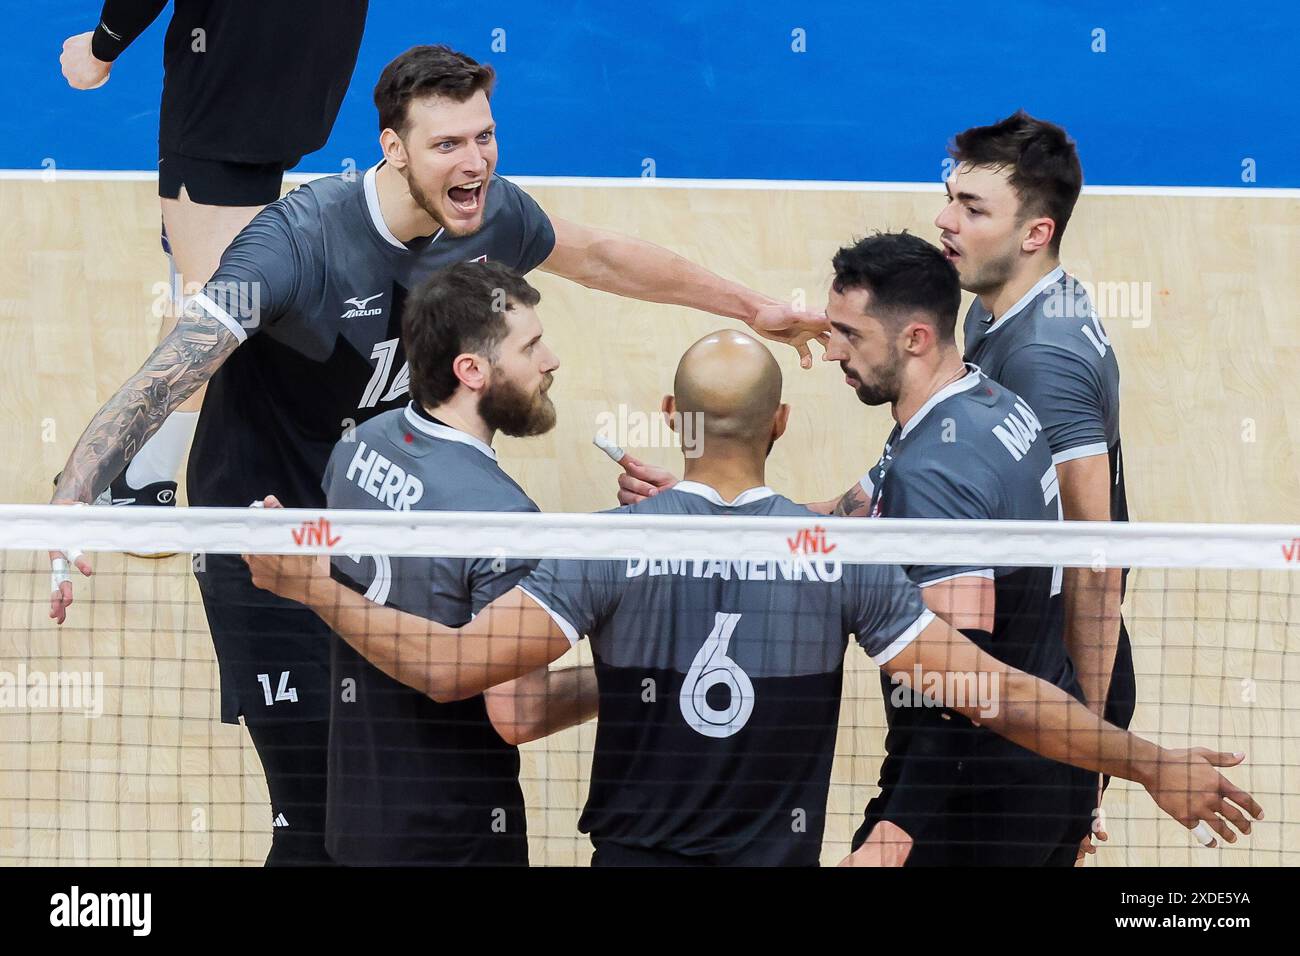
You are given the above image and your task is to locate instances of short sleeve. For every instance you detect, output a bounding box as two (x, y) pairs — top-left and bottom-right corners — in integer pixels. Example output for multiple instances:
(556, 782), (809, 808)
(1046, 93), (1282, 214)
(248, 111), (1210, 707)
(466, 556), (538, 615)
(497, 178), (556, 272)
(885, 459), (997, 586)
(516, 559), (619, 647)
(189, 200), (309, 344)
(998, 345), (1108, 464)
(845, 562), (934, 665)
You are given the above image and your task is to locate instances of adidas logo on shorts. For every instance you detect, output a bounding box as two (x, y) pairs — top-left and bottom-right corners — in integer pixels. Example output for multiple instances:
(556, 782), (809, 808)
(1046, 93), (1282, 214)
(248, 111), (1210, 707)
(272, 813), (289, 828)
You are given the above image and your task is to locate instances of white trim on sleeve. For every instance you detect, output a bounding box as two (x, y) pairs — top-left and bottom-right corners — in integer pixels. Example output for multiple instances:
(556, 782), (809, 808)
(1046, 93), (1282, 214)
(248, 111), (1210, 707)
(517, 585), (581, 647)
(870, 609), (936, 666)
(1051, 442), (1109, 466)
(917, 569), (995, 588)
(192, 291), (248, 344)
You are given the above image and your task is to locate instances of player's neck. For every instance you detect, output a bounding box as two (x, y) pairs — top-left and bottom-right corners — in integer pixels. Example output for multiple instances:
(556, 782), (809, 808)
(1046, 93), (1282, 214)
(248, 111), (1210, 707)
(978, 254), (1061, 320)
(376, 161), (442, 244)
(892, 350), (969, 433)
(421, 399), (494, 448)
(681, 450), (768, 503)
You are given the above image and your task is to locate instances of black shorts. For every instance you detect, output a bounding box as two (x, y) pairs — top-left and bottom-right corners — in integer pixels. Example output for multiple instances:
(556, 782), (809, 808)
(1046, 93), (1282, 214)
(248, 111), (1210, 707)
(195, 553), (333, 724)
(158, 148), (298, 207)
(854, 760), (1097, 867)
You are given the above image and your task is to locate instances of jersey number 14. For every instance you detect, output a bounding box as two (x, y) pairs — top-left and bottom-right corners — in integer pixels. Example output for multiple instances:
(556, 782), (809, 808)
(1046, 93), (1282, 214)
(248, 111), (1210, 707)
(360, 338), (411, 408)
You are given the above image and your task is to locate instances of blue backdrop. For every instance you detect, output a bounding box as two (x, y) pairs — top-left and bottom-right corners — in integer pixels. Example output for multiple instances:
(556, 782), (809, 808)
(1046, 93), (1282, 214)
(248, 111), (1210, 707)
(3, 1), (1294, 186)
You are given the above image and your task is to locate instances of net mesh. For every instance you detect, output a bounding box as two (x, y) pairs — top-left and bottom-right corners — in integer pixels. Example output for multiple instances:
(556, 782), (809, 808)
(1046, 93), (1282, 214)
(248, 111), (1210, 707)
(1, 505), (1296, 866)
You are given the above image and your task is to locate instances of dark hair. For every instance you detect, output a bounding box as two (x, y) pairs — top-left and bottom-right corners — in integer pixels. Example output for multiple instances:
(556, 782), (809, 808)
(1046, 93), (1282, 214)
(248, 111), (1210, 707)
(949, 110), (1083, 253)
(403, 260), (540, 407)
(373, 45), (497, 137)
(831, 232), (961, 340)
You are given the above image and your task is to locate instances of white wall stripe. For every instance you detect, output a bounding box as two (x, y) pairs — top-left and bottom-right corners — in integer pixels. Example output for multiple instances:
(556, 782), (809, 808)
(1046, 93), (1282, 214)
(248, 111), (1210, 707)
(0, 168), (1296, 199)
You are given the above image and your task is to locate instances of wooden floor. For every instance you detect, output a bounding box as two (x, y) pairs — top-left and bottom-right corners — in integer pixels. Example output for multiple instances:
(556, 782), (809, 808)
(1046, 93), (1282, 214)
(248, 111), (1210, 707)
(0, 178), (1296, 865)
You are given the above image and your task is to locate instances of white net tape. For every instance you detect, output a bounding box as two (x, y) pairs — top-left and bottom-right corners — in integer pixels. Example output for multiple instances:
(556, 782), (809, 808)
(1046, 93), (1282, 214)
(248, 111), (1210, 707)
(3, 504), (1298, 570)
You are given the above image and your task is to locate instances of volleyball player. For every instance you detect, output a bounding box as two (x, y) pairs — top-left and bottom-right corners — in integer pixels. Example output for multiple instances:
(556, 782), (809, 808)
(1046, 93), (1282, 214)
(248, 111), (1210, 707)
(59, 0), (368, 507)
(47, 45), (824, 864)
(812, 232), (1095, 865)
(297, 261), (594, 865)
(934, 112), (1134, 859)
(246, 330), (1261, 865)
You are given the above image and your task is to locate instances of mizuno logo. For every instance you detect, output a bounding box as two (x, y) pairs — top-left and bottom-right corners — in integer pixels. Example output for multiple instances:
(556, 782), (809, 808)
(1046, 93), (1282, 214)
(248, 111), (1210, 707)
(342, 293), (384, 318)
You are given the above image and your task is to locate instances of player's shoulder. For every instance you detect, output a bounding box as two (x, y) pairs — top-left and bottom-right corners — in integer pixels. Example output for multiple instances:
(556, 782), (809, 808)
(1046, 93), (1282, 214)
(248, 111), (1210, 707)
(484, 173), (546, 223)
(1011, 272), (1115, 362)
(904, 371), (1016, 444)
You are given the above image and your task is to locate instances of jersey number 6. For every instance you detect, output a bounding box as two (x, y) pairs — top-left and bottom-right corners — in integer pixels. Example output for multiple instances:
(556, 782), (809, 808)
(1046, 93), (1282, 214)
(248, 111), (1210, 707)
(679, 612), (755, 739)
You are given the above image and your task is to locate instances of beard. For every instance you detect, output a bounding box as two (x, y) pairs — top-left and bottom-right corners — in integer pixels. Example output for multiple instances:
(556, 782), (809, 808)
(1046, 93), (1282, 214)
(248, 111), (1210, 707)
(404, 167), (482, 239)
(845, 346), (901, 407)
(479, 372), (556, 437)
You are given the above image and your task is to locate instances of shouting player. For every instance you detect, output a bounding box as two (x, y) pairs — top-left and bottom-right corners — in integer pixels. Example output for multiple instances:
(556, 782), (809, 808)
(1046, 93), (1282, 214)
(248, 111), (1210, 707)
(246, 330), (1261, 866)
(47, 45), (821, 865)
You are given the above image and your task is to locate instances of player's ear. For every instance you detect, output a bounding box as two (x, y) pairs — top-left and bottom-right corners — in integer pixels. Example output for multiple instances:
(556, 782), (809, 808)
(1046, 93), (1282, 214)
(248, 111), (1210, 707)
(453, 352), (488, 391)
(771, 403), (791, 442)
(661, 395), (678, 433)
(1021, 216), (1055, 255)
(380, 128), (408, 170)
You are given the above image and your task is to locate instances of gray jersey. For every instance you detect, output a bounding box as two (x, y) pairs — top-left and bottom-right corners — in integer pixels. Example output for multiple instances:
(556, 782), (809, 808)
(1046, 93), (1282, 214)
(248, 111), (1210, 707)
(963, 266), (1128, 524)
(858, 367), (1082, 824)
(518, 482), (933, 865)
(187, 162), (553, 726)
(188, 162), (555, 510)
(320, 403), (539, 866)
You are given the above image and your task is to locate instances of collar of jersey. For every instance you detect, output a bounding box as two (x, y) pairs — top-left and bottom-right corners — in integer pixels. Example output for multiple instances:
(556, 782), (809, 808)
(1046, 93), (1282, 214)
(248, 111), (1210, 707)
(672, 480), (776, 507)
(898, 363), (984, 440)
(365, 162), (446, 252)
(403, 403), (497, 460)
(982, 265), (1066, 336)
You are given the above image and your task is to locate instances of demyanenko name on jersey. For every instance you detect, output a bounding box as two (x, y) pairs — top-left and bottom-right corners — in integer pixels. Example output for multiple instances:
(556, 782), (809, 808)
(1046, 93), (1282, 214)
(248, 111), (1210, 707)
(626, 557), (843, 582)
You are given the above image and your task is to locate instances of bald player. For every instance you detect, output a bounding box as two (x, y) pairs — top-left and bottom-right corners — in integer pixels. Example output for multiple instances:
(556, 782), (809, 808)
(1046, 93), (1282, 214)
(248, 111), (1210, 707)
(246, 331), (1261, 866)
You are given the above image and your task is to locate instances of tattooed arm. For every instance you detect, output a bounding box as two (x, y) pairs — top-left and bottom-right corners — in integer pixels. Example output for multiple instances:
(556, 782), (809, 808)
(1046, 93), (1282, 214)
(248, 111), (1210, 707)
(52, 304), (239, 504)
(48, 303), (240, 622)
(804, 481), (871, 517)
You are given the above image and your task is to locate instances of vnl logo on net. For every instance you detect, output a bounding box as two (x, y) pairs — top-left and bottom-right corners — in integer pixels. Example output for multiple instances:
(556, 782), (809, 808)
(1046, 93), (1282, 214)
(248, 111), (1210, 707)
(595, 406), (705, 458)
(0, 666), (104, 718)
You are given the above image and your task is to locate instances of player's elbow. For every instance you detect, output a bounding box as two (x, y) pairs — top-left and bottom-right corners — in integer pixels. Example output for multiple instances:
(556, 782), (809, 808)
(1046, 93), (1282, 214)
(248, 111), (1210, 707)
(413, 668), (479, 705)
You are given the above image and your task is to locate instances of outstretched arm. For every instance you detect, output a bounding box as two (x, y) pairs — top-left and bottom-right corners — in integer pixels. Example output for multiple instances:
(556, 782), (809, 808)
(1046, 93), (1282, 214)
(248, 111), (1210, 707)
(884, 619), (1262, 845)
(244, 551), (572, 703)
(540, 217), (830, 368)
